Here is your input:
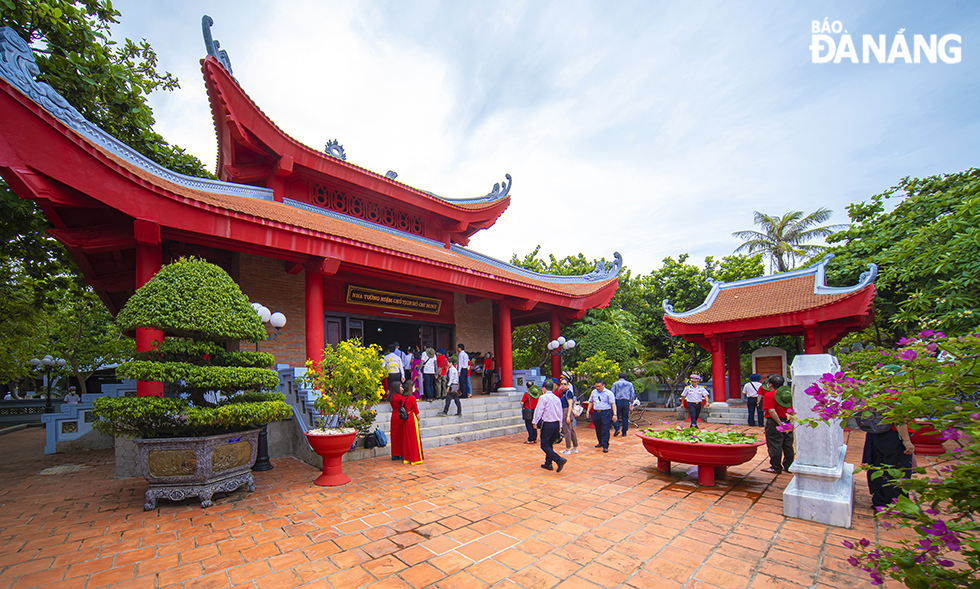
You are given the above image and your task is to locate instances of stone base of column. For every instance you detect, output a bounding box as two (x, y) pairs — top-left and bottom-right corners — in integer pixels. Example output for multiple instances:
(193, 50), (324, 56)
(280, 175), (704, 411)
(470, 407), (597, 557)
(492, 387), (517, 396)
(783, 444), (854, 528)
(708, 401), (730, 408)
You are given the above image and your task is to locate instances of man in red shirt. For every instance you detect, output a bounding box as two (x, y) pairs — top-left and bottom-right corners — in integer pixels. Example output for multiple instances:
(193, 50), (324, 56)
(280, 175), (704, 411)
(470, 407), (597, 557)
(482, 353), (494, 393)
(435, 348), (448, 400)
(761, 374), (794, 474)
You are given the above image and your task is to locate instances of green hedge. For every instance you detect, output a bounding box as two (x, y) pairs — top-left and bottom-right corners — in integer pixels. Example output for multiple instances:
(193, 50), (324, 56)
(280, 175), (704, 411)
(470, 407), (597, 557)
(117, 361), (280, 392)
(116, 257), (266, 342)
(91, 396), (292, 438)
(134, 339), (275, 368)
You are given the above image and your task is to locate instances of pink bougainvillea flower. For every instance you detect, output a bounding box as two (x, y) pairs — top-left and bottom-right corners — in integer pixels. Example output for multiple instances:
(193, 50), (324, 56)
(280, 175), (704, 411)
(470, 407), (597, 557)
(776, 421), (794, 432)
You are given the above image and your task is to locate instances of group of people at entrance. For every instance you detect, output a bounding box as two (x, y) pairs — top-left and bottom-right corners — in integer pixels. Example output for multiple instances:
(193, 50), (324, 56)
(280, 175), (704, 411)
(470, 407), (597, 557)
(521, 373), (638, 472)
(383, 342), (493, 411)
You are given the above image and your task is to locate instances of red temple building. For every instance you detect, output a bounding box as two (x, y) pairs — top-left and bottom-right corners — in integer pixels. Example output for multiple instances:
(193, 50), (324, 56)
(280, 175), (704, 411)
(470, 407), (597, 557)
(663, 256), (877, 403)
(0, 23), (621, 396)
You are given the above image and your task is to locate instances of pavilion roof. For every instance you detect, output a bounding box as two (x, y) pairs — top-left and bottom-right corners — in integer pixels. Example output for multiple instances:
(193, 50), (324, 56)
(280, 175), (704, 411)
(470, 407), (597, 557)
(663, 255), (877, 326)
(202, 56), (511, 241)
(0, 26), (621, 314)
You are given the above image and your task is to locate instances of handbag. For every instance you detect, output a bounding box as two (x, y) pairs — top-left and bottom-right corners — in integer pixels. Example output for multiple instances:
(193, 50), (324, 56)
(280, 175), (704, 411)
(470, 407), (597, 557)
(522, 407), (533, 421)
(572, 401), (583, 417)
(399, 406), (409, 420)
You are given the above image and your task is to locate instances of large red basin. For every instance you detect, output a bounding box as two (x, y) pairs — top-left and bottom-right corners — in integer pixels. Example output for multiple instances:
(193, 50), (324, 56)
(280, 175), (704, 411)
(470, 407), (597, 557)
(636, 431), (765, 486)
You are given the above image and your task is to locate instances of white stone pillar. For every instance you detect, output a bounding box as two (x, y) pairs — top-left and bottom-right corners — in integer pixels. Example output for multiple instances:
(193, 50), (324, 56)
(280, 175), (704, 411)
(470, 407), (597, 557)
(783, 354), (854, 528)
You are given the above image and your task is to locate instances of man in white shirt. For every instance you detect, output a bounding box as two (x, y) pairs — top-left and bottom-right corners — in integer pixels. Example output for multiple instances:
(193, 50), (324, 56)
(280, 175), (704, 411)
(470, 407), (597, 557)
(742, 373), (764, 426)
(681, 373), (710, 429)
(456, 344), (471, 398)
(383, 344), (405, 389)
(422, 348), (437, 402)
(532, 380), (567, 472)
(585, 379), (617, 453)
(438, 359), (462, 417)
(64, 386), (81, 404)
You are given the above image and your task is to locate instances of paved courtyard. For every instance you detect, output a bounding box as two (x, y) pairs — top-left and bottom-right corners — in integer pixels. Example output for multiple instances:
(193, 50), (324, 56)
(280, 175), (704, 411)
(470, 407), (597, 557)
(0, 419), (901, 589)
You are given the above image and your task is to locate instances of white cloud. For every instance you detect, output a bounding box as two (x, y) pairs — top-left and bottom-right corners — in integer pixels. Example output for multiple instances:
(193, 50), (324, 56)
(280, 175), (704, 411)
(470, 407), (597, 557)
(109, 0), (980, 274)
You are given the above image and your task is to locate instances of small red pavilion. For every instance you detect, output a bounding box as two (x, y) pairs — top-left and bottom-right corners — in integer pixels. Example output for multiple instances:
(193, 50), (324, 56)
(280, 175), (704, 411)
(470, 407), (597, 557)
(663, 256), (877, 403)
(0, 23), (621, 396)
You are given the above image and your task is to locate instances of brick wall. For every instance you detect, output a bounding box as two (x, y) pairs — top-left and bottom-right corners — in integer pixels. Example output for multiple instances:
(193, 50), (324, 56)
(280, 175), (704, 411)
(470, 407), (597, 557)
(237, 254), (307, 369)
(453, 294), (494, 357)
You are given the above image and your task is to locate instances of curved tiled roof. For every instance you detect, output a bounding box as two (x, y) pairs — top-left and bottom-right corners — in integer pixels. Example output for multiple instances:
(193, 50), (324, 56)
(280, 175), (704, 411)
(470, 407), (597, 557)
(202, 57), (511, 213)
(663, 256), (877, 325)
(0, 25), (620, 303)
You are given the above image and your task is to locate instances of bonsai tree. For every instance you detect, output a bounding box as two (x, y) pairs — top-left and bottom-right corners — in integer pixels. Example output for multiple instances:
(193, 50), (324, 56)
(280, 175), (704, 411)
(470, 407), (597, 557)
(302, 339), (385, 434)
(91, 257), (289, 438)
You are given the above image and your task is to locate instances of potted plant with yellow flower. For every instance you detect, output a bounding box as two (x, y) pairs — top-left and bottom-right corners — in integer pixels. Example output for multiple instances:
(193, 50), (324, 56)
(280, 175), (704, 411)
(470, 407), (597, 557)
(300, 339), (385, 486)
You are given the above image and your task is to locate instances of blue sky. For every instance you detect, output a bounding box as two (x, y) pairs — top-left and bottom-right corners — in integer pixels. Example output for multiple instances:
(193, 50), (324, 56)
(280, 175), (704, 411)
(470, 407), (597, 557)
(109, 0), (980, 275)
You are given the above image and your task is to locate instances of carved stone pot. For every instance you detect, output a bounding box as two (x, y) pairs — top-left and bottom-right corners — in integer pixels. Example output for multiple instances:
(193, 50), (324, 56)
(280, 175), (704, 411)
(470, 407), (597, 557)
(136, 429), (259, 510)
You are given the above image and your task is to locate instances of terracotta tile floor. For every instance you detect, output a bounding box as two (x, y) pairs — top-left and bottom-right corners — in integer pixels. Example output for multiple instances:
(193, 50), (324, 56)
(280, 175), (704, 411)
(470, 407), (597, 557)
(0, 420), (910, 588)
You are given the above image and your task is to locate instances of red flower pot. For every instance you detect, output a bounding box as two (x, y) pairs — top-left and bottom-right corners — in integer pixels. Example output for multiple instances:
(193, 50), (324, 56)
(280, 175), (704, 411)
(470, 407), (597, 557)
(636, 431), (765, 486)
(909, 422), (945, 456)
(304, 430), (358, 486)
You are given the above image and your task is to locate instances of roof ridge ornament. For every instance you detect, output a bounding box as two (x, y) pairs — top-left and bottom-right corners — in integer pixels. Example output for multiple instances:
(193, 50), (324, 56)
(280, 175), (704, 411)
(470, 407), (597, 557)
(324, 139), (347, 161)
(202, 16), (233, 74)
(583, 252), (623, 282)
(485, 174), (512, 199)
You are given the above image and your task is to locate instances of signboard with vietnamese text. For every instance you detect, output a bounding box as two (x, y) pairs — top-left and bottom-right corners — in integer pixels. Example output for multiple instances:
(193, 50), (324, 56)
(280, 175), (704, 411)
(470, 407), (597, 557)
(345, 285), (442, 315)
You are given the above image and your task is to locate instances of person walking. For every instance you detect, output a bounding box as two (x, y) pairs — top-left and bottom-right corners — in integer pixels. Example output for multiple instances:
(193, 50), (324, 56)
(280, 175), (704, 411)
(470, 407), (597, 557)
(422, 347), (437, 402)
(383, 344), (405, 389)
(482, 353), (494, 393)
(438, 357), (462, 417)
(558, 374), (579, 455)
(457, 344), (471, 398)
(761, 375), (794, 474)
(612, 372), (636, 437)
(435, 348), (448, 400)
(389, 382), (406, 462)
(586, 379), (616, 453)
(401, 380), (424, 465)
(533, 380), (567, 473)
(521, 384), (541, 444)
(743, 373), (764, 426)
(681, 373), (709, 428)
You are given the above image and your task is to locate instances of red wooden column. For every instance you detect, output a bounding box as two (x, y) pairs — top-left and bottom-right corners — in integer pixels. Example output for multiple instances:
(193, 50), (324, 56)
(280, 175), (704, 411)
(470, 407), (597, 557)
(549, 309), (561, 379)
(498, 302), (514, 389)
(710, 335), (727, 403)
(134, 219), (164, 397)
(726, 339), (742, 399)
(305, 265), (324, 367)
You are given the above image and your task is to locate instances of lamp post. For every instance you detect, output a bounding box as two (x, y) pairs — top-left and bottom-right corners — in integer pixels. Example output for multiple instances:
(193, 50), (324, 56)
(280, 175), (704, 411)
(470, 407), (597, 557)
(250, 303), (287, 472)
(29, 355), (66, 413)
(251, 303), (286, 351)
(547, 336), (576, 375)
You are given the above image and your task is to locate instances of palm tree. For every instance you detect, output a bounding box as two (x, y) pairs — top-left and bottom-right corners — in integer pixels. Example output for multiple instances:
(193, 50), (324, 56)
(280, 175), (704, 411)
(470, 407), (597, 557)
(732, 208), (846, 273)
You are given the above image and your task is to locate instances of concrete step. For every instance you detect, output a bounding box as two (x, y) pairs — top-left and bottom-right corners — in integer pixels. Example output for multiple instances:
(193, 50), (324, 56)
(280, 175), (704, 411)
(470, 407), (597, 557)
(706, 403), (752, 425)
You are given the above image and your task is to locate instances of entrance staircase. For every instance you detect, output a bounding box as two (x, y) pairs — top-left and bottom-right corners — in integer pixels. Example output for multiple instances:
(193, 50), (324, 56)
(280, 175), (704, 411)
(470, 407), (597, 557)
(277, 367), (526, 463)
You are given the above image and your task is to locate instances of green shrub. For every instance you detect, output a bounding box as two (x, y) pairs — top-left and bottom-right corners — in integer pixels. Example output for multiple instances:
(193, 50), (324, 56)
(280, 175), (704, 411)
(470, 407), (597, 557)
(572, 351), (621, 390)
(91, 396), (292, 438)
(570, 323), (631, 366)
(116, 257), (266, 342)
(301, 339), (386, 432)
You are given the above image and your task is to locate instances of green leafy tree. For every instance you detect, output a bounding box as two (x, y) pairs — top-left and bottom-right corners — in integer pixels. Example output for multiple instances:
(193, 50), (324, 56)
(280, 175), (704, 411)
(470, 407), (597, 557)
(823, 168), (980, 338)
(571, 351), (620, 392)
(44, 287), (135, 395)
(0, 1), (212, 388)
(732, 208), (845, 273)
(115, 258), (278, 406)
